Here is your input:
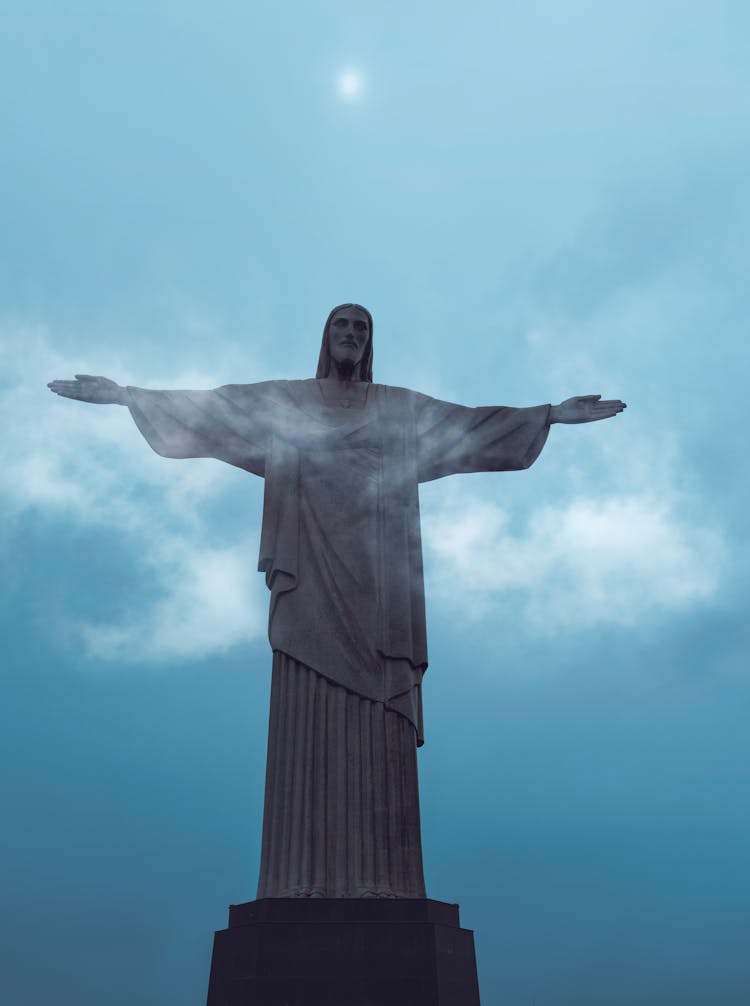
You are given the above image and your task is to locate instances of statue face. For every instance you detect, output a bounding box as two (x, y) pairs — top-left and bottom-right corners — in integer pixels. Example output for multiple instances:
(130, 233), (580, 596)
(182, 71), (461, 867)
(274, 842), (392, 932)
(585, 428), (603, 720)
(328, 307), (370, 370)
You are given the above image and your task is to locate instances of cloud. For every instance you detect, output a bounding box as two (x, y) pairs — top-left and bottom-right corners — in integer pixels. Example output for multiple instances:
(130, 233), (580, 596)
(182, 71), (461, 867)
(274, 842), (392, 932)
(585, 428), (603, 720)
(78, 536), (266, 662)
(422, 485), (725, 634)
(0, 322), (268, 662)
(421, 377), (727, 635)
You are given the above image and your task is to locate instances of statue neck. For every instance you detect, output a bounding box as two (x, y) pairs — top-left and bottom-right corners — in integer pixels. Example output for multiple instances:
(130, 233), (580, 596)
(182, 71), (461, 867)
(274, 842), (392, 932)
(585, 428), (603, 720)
(330, 360), (360, 383)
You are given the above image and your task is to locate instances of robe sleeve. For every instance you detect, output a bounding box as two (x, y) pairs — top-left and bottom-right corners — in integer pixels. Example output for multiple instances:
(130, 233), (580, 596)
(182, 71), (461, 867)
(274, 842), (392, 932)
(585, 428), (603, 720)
(415, 392), (552, 483)
(126, 382), (276, 476)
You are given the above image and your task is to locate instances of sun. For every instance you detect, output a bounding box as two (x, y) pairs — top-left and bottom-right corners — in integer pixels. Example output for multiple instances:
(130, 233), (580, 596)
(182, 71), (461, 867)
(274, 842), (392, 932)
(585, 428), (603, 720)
(338, 70), (363, 100)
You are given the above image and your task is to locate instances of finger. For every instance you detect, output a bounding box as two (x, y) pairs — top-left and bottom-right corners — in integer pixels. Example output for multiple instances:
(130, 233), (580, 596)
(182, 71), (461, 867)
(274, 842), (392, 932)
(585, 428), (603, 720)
(48, 380), (81, 391)
(595, 400), (624, 408)
(591, 403), (624, 412)
(49, 386), (83, 398)
(579, 394), (602, 402)
(74, 374), (98, 381)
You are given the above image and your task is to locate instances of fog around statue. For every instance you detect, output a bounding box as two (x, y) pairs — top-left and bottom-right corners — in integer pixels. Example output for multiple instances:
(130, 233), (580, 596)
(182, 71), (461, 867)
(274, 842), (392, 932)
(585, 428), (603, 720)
(48, 303), (626, 900)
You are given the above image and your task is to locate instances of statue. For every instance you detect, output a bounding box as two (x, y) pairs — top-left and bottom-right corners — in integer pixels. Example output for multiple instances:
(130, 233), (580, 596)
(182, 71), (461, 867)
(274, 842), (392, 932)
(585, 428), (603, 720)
(48, 304), (626, 902)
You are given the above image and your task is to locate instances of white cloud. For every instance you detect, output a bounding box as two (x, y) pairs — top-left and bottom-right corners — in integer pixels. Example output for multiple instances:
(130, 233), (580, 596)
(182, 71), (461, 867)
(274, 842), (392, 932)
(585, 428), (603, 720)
(422, 446), (726, 634)
(0, 323), (268, 662)
(78, 536), (267, 662)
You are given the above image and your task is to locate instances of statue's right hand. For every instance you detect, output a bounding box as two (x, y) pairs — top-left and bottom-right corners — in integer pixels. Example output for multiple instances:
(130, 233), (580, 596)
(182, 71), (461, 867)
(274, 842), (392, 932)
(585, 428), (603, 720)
(47, 375), (128, 405)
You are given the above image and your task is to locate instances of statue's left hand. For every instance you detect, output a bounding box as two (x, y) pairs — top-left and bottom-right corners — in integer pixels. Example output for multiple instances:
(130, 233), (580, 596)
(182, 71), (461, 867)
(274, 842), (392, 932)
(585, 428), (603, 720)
(550, 395), (626, 424)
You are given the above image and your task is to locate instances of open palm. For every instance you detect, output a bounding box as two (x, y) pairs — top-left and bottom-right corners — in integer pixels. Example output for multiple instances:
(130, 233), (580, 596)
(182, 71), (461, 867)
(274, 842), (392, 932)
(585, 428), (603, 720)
(552, 395), (626, 424)
(47, 375), (126, 405)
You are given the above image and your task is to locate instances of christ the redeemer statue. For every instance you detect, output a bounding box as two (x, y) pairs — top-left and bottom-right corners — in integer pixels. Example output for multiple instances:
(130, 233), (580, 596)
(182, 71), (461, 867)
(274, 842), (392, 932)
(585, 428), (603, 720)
(49, 303), (625, 901)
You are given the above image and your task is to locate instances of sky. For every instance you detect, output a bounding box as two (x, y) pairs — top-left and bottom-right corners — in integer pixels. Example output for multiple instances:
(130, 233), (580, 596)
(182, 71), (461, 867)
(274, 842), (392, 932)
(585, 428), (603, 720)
(1, 2), (749, 1003)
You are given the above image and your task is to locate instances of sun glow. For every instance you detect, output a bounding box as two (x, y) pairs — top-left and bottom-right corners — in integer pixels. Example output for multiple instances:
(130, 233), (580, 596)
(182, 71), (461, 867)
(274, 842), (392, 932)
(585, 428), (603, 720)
(338, 70), (363, 100)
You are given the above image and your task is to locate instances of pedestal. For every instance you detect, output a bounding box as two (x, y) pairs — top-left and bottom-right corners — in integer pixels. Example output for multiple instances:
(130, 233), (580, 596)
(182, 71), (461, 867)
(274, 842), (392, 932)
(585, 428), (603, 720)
(205, 897), (481, 1006)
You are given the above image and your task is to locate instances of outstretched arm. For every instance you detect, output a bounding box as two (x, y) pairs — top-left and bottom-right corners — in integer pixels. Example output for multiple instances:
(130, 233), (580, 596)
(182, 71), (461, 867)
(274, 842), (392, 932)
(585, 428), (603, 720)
(415, 389), (626, 483)
(47, 375), (130, 405)
(416, 394), (552, 482)
(550, 394), (626, 424)
(47, 375), (271, 476)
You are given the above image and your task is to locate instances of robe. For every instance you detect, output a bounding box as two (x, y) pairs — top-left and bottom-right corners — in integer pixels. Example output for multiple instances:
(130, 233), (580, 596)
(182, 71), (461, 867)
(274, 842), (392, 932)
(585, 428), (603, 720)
(127, 378), (550, 897)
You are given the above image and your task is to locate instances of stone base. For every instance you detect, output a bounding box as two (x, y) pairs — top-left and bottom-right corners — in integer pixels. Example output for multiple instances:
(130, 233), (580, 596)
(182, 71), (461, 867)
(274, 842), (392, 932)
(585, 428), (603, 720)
(205, 897), (481, 1006)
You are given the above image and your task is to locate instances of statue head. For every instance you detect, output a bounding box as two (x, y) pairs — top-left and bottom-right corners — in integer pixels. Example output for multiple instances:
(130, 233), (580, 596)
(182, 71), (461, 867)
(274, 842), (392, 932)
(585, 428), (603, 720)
(316, 304), (373, 382)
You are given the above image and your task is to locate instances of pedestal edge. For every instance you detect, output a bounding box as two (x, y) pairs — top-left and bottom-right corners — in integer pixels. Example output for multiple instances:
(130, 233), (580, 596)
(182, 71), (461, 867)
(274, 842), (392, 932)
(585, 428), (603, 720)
(227, 897), (463, 929)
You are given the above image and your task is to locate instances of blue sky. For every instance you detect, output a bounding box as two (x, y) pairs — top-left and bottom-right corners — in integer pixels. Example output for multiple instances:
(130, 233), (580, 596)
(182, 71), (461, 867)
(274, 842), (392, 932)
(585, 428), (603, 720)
(1, 2), (749, 1003)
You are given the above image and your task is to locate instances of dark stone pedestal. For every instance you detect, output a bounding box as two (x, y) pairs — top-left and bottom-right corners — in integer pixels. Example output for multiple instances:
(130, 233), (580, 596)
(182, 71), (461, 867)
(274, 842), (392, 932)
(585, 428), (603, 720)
(205, 898), (481, 1006)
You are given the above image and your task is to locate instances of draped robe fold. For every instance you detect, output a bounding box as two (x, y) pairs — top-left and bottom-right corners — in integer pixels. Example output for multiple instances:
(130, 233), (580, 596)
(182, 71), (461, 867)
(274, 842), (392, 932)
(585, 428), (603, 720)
(127, 378), (550, 897)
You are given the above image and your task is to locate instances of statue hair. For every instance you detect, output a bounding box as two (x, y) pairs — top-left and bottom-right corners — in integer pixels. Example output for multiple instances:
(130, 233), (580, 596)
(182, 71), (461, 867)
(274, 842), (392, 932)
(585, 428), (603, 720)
(316, 304), (374, 383)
